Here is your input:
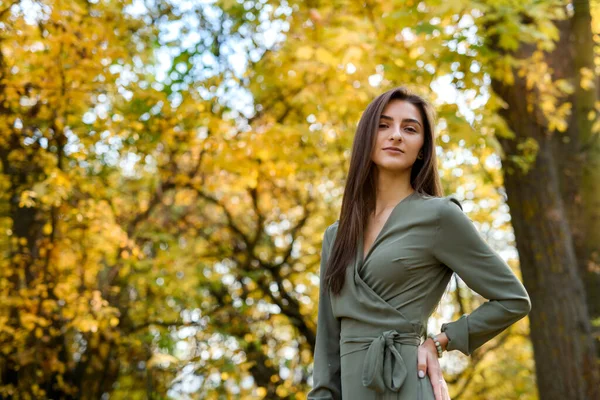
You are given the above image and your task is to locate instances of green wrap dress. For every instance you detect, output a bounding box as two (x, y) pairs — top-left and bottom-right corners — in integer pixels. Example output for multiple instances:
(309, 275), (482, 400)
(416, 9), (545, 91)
(307, 192), (531, 400)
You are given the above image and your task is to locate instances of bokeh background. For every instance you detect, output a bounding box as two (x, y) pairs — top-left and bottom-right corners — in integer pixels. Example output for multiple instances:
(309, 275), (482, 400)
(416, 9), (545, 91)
(1, 0), (599, 399)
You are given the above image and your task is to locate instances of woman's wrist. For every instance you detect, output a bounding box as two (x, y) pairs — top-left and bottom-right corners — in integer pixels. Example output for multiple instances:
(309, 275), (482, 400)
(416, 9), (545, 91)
(435, 332), (449, 352)
(427, 333), (443, 357)
(426, 332), (449, 354)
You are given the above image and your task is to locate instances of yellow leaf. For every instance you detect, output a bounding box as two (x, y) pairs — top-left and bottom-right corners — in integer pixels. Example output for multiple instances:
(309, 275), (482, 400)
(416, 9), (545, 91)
(43, 223), (52, 235)
(174, 173), (190, 185)
(315, 47), (337, 67)
(592, 118), (600, 134)
(343, 46), (363, 63)
(296, 46), (314, 60)
(19, 190), (37, 208)
(580, 67), (595, 90)
(588, 110), (596, 121)
(555, 79), (574, 95)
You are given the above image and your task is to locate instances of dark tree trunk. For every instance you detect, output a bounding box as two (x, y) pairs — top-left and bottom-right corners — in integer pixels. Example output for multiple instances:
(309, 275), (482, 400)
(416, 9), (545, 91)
(495, 120), (599, 398)
(546, 0), (600, 337)
(568, 0), (600, 331)
(487, 3), (600, 394)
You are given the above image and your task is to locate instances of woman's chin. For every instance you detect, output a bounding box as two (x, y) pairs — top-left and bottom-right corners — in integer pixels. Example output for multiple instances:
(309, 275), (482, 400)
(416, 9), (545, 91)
(375, 162), (414, 173)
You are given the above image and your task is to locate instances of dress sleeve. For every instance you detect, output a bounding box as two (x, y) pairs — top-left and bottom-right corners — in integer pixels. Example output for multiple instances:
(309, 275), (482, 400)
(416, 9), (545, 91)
(307, 225), (342, 400)
(433, 197), (531, 356)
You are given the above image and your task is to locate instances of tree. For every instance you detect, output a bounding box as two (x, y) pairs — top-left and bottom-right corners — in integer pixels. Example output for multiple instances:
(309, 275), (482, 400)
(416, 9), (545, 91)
(486, 1), (600, 397)
(2, 0), (598, 398)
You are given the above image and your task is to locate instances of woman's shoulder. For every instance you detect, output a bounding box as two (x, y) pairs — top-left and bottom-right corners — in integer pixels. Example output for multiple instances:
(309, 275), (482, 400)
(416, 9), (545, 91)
(412, 194), (465, 228)
(415, 192), (463, 211)
(442, 194), (463, 210)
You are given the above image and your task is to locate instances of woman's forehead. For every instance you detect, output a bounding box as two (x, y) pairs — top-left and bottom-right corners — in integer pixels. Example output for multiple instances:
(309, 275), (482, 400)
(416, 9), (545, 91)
(381, 100), (421, 121)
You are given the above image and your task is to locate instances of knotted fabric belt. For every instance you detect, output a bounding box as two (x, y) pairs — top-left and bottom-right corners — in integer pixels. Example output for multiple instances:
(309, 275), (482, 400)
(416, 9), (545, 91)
(340, 330), (421, 394)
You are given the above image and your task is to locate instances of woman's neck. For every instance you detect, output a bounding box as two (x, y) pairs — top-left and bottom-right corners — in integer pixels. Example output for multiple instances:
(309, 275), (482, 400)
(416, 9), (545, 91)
(373, 170), (414, 213)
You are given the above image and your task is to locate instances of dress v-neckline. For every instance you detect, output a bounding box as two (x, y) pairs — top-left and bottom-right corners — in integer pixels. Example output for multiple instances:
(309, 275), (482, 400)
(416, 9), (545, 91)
(360, 191), (416, 265)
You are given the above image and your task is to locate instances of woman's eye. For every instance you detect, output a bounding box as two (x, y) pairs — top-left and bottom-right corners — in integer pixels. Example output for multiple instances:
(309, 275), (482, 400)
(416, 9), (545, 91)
(379, 124), (417, 132)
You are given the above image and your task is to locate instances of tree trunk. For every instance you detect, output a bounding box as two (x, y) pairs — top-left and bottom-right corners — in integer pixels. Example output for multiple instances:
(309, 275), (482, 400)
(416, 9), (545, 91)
(489, 17), (600, 397)
(541, 0), (600, 357)
(569, 0), (600, 328)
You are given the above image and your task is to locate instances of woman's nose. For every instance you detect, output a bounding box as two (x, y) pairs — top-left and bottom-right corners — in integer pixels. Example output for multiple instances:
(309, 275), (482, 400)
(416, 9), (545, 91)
(391, 127), (403, 140)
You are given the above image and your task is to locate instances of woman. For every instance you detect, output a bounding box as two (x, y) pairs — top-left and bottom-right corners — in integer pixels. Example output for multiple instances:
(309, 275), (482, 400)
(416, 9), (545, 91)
(307, 86), (531, 400)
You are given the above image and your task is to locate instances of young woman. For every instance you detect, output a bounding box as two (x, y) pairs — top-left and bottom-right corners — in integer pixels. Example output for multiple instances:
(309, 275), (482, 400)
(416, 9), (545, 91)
(307, 86), (531, 400)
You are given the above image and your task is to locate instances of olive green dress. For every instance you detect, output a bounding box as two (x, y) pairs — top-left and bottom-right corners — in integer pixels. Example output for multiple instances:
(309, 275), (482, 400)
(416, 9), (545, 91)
(307, 192), (531, 400)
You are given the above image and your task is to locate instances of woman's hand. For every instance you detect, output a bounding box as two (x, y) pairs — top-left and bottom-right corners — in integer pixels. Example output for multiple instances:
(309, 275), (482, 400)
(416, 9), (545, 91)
(417, 337), (451, 400)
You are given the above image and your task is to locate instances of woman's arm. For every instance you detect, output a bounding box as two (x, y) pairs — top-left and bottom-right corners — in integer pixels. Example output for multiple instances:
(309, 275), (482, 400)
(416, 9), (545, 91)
(307, 225), (342, 400)
(432, 197), (532, 356)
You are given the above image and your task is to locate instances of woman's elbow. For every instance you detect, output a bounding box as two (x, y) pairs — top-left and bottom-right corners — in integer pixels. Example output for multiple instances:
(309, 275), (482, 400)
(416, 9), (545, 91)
(519, 295), (532, 317)
(514, 291), (532, 318)
(503, 291), (531, 320)
(511, 280), (531, 317)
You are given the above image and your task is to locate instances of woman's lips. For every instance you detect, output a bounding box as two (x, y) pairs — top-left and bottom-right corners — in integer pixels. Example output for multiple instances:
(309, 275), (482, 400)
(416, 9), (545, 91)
(383, 148), (403, 153)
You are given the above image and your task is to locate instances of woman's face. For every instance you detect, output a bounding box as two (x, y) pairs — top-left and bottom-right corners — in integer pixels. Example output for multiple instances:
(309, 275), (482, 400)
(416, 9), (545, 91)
(370, 99), (425, 173)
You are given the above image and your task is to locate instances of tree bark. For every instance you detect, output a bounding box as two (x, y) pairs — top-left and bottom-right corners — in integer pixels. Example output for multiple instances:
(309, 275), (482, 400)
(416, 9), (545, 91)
(569, 0), (600, 326)
(488, 7), (600, 394)
(539, 0), (600, 359)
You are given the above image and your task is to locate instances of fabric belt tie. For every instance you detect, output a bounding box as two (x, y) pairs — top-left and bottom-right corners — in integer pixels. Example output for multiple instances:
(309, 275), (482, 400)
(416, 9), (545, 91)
(340, 330), (421, 394)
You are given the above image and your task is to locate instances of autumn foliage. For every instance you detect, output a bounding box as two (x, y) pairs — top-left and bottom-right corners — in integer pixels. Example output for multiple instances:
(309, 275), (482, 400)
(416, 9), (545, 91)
(1, 0), (599, 399)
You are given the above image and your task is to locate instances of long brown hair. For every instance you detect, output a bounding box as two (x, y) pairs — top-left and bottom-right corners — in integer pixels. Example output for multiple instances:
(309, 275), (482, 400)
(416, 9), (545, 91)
(325, 86), (443, 295)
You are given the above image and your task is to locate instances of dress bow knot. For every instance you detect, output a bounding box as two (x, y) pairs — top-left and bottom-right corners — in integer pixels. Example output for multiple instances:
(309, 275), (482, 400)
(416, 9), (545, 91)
(361, 330), (420, 393)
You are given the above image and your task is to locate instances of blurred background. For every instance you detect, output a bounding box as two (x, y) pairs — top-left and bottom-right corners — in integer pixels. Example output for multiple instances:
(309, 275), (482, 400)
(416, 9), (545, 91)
(1, 0), (599, 399)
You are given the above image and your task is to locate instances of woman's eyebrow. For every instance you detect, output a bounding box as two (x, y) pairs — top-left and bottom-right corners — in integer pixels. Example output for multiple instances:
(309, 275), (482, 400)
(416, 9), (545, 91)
(380, 114), (422, 127)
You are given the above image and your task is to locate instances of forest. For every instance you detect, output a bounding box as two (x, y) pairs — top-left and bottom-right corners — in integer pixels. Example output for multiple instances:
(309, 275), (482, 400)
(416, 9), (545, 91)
(0, 0), (599, 399)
